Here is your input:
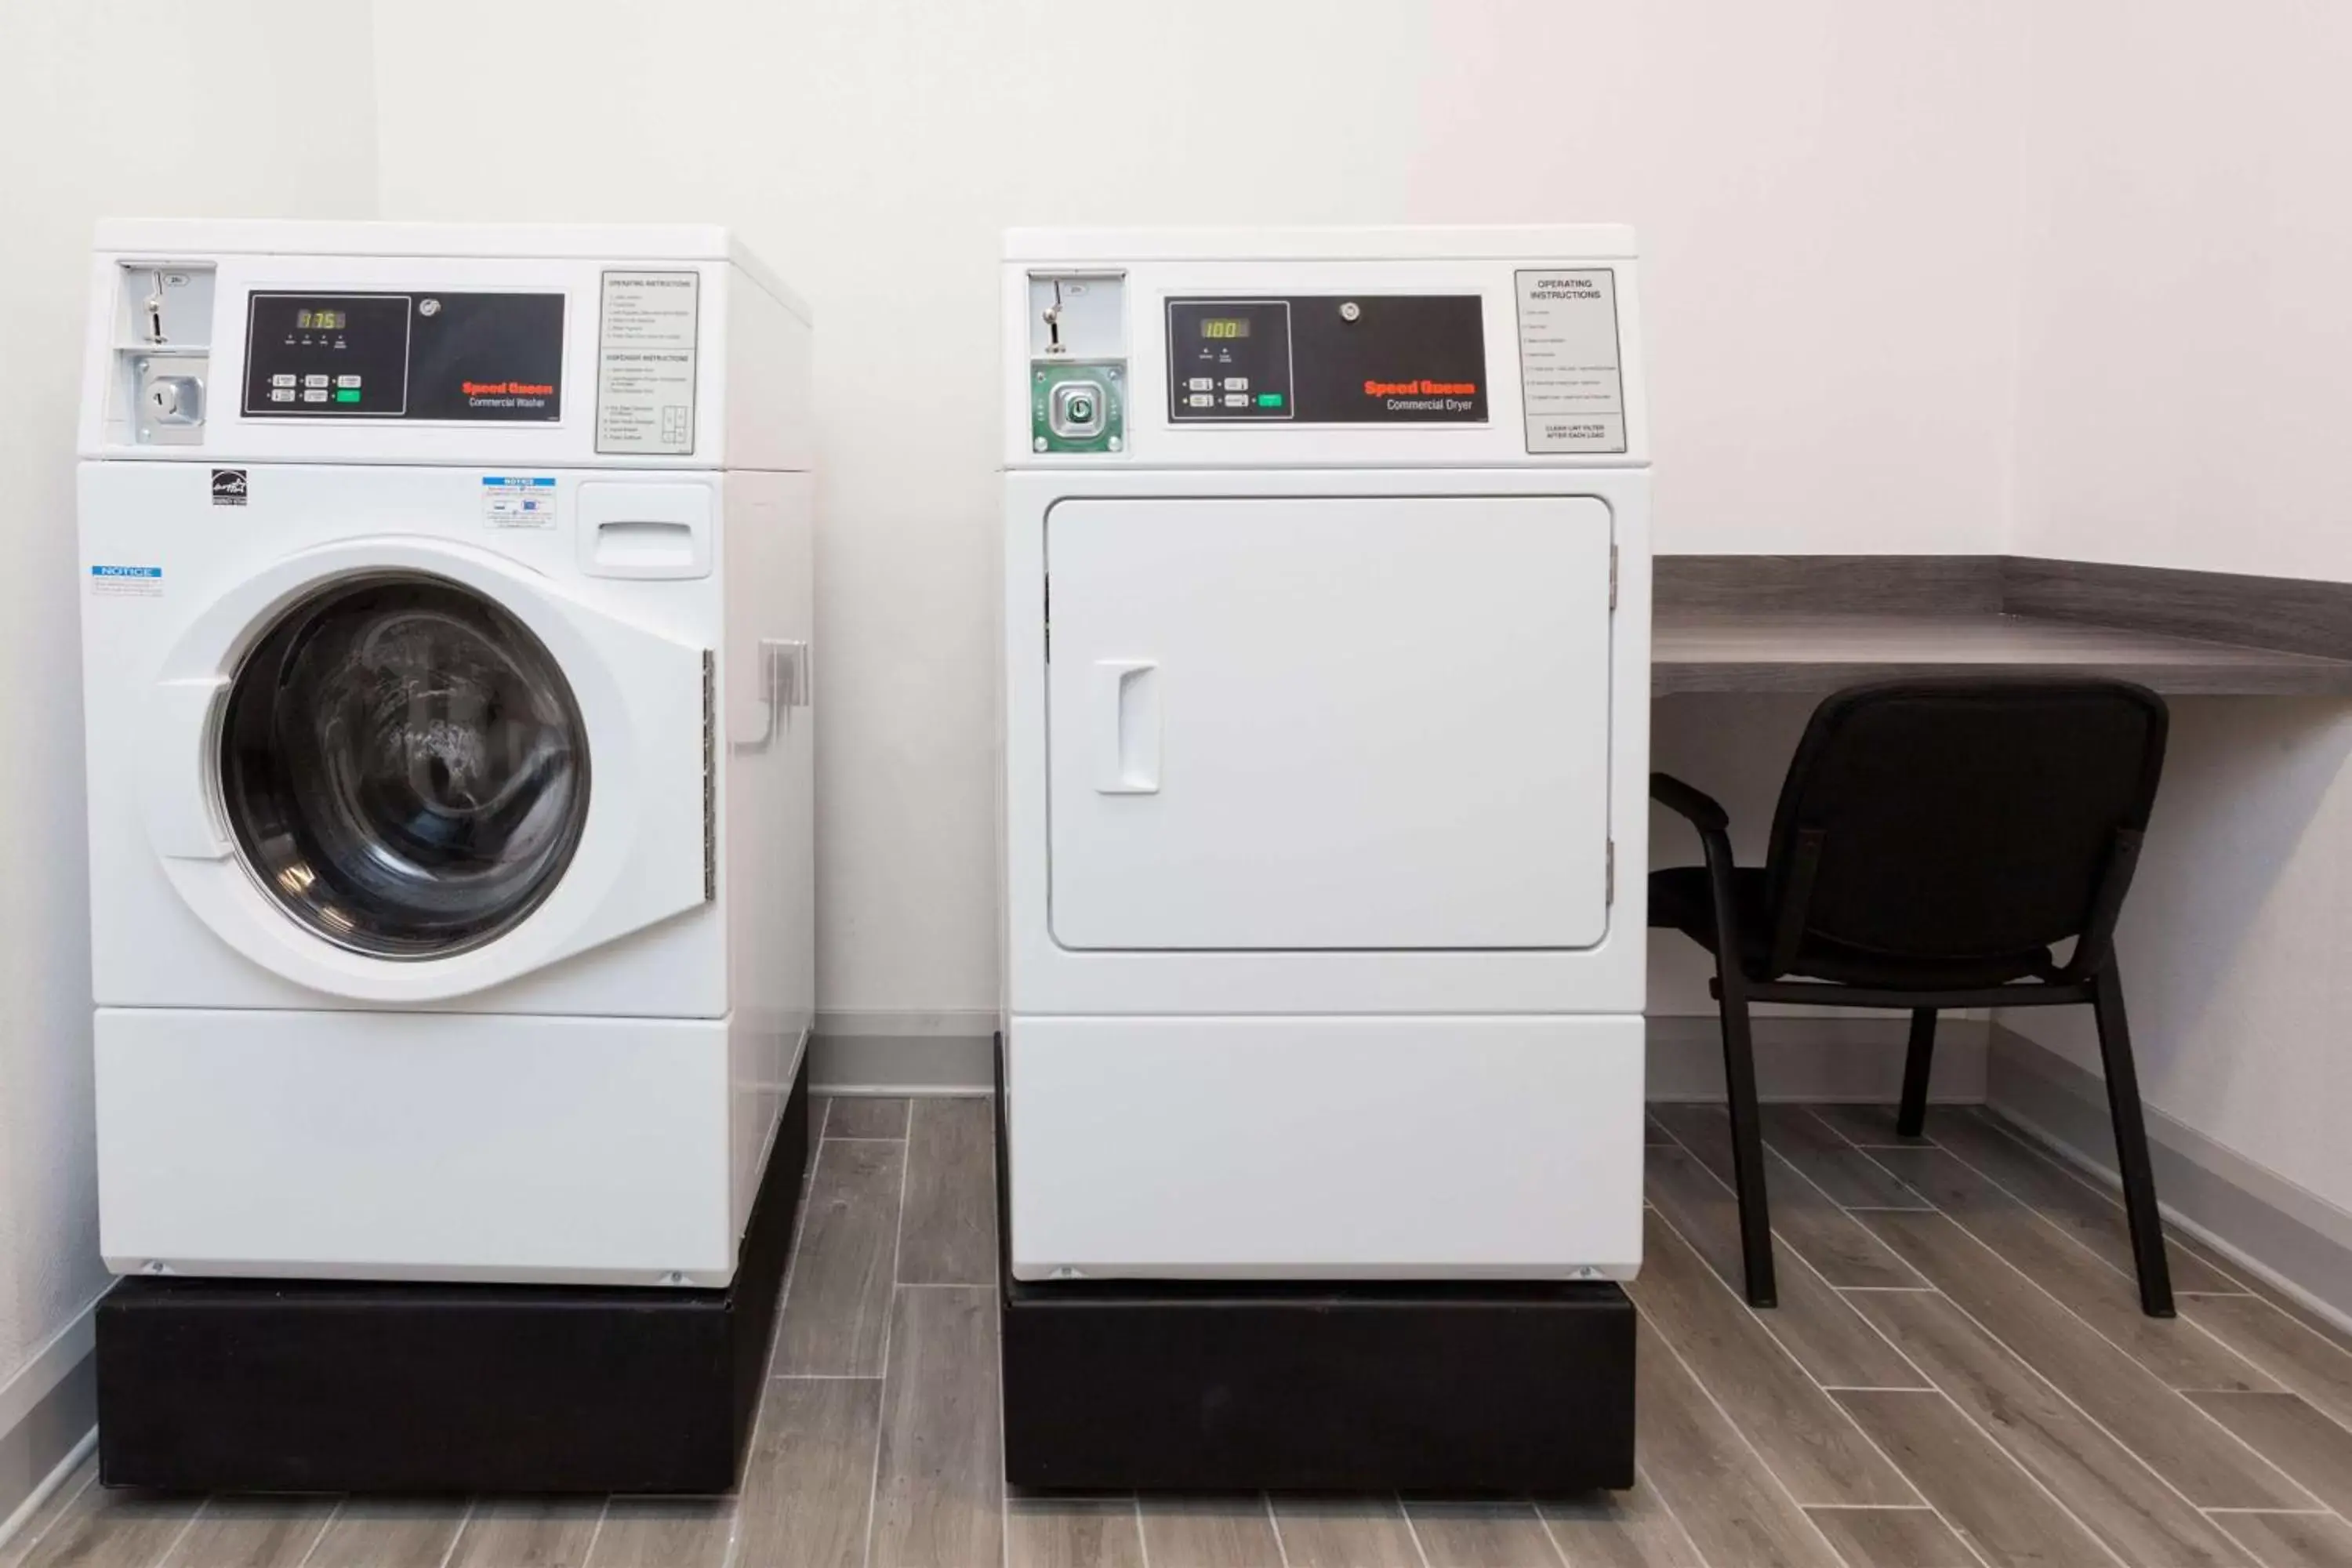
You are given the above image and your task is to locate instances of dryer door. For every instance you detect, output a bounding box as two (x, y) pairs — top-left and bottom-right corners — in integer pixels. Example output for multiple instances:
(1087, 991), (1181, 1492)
(1046, 495), (1614, 951)
(143, 537), (710, 1002)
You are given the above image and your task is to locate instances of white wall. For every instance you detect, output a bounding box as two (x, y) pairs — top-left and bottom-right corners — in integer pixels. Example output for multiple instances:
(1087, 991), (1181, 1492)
(1998, 5), (2352, 1217)
(0, 2), (377, 1413)
(2011, 4), (2352, 580)
(367, 0), (2031, 1022)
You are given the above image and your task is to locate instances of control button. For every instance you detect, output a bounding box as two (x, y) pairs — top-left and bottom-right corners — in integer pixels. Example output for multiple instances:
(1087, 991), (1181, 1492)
(269, 387), (296, 402)
(270, 374), (296, 388)
(301, 388), (328, 402)
(1224, 377), (1248, 391)
(334, 388), (361, 403)
(303, 374), (328, 388)
(336, 374), (362, 388)
(1223, 393), (1250, 408)
(1257, 392), (1285, 408)
(1187, 393), (1214, 408)
(1188, 377), (1214, 391)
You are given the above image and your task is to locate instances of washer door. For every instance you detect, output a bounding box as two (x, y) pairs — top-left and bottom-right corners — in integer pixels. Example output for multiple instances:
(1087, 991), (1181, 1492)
(143, 536), (711, 1004)
(220, 573), (590, 960)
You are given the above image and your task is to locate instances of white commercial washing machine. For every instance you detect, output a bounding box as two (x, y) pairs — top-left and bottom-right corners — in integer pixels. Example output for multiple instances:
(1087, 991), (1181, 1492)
(78, 221), (815, 1290)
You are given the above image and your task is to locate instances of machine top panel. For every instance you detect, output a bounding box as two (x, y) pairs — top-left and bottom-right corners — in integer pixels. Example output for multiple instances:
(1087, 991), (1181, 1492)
(97, 220), (808, 322)
(82, 223), (814, 470)
(1005, 227), (1647, 470)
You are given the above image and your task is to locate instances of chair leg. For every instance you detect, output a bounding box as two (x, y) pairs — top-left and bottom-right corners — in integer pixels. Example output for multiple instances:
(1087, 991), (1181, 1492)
(1896, 1009), (1937, 1138)
(2092, 961), (2175, 1318)
(1715, 975), (1778, 1308)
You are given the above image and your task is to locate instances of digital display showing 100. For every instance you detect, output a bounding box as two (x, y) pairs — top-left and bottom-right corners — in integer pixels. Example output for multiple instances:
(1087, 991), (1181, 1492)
(1198, 318), (1251, 339)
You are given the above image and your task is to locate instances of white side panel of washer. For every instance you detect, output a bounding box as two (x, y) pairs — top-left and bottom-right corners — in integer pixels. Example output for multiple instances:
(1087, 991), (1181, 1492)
(1046, 495), (1613, 951)
(721, 470), (815, 1240)
(1006, 1014), (1645, 1279)
(96, 1008), (736, 1285)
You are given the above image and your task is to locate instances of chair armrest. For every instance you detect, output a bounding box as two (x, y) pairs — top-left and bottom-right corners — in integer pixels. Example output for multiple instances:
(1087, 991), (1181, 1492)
(1650, 772), (1730, 833)
(1650, 772), (1752, 971)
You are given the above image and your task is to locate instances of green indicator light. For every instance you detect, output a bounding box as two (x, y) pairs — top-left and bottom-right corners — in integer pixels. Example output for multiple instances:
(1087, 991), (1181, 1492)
(1257, 392), (1283, 408)
(335, 388), (361, 402)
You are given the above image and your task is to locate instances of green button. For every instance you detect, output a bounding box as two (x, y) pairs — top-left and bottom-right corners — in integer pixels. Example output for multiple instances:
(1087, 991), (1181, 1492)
(1257, 392), (1283, 408)
(335, 388), (361, 403)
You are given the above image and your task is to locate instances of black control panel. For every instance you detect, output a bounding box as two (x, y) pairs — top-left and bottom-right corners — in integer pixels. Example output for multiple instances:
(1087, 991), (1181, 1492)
(242, 292), (564, 421)
(1167, 299), (1295, 420)
(1165, 294), (1486, 425)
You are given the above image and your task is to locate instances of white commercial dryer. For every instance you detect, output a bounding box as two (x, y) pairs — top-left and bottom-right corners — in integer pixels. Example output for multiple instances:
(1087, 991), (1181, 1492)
(78, 221), (815, 1290)
(1000, 227), (1651, 1285)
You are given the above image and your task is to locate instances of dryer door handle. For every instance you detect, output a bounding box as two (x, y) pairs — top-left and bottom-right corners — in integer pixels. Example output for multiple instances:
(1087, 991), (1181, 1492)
(145, 675), (232, 861)
(1092, 659), (1160, 794)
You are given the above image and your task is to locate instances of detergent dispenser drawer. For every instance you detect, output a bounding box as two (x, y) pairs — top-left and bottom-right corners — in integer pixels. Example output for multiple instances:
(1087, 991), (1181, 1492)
(1044, 495), (1613, 952)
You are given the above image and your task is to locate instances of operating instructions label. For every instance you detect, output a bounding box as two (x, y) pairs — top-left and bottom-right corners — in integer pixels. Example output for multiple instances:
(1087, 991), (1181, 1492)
(1514, 269), (1627, 453)
(597, 270), (699, 456)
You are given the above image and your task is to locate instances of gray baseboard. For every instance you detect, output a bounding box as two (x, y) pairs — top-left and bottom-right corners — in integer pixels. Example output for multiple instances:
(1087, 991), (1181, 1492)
(811, 1014), (1987, 1105)
(0, 1353), (93, 1551)
(1987, 1025), (2352, 1331)
(810, 1032), (996, 1094)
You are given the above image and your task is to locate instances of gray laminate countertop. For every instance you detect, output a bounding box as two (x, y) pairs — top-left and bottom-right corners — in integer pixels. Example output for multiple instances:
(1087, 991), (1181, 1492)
(1653, 610), (2352, 696)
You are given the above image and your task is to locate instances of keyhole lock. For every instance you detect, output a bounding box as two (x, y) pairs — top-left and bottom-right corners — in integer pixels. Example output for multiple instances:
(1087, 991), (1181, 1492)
(142, 373), (204, 427)
(1048, 379), (1107, 440)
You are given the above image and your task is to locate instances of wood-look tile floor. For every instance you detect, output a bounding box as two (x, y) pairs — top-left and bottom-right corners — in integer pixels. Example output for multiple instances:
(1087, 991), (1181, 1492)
(13, 1098), (2352, 1566)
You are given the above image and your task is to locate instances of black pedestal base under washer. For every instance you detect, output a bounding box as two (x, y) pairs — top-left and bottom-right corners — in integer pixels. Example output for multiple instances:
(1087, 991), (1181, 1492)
(94, 1051), (811, 1494)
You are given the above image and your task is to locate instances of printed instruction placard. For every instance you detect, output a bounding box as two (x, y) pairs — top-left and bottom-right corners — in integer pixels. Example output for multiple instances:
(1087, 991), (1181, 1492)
(597, 270), (699, 456)
(1514, 270), (1627, 453)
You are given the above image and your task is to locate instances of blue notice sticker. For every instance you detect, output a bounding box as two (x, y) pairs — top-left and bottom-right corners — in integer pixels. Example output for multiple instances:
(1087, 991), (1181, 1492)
(482, 474), (557, 527)
(89, 564), (163, 597)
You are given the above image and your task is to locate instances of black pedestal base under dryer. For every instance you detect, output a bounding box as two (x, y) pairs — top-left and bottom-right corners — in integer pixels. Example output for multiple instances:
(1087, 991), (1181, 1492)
(994, 1052), (1637, 1494)
(94, 1058), (810, 1494)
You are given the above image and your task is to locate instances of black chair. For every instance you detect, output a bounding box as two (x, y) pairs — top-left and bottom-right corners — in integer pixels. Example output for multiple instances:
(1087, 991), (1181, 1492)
(1649, 678), (2175, 1318)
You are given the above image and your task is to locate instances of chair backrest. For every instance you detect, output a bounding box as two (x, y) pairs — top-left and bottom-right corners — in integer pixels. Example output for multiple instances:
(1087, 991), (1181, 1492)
(1765, 679), (2168, 964)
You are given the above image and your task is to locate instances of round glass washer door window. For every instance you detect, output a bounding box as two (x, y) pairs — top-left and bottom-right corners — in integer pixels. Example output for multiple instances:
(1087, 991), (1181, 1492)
(219, 572), (590, 960)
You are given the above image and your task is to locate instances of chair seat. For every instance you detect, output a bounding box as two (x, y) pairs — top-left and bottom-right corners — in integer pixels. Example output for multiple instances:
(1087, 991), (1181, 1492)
(1647, 866), (2053, 989)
